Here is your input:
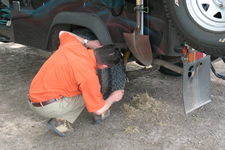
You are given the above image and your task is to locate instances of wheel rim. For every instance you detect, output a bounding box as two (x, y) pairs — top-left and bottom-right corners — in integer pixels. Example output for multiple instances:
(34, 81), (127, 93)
(186, 0), (225, 32)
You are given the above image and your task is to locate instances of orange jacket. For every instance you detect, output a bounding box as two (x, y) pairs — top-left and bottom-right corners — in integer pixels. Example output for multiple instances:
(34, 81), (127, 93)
(29, 32), (105, 112)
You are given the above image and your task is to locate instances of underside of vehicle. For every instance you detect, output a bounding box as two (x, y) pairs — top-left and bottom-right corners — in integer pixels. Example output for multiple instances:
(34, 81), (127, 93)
(0, 0), (225, 113)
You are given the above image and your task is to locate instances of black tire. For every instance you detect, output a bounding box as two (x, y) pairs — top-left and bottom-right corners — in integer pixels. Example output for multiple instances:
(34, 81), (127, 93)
(163, 0), (225, 56)
(98, 59), (126, 99)
(48, 24), (70, 51)
(72, 27), (97, 41)
(73, 27), (126, 100)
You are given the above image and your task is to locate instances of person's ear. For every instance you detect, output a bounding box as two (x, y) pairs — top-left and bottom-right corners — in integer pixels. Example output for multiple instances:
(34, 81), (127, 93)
(97, 64), (108, 69)
(100, 64), (108, 69)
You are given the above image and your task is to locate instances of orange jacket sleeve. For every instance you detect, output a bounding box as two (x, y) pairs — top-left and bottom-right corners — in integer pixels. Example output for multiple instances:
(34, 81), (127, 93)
(79, 74), (106, 112)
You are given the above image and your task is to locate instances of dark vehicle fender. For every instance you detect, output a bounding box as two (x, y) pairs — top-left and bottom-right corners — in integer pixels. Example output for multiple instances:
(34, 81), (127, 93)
(46, 12), (113, 48)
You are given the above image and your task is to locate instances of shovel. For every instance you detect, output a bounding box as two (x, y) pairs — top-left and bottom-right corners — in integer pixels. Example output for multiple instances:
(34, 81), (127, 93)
(123, 0), (152, 66)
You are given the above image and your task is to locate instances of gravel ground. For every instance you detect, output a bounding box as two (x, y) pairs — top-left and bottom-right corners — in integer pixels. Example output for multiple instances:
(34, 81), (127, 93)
(0, 42), (225, 150)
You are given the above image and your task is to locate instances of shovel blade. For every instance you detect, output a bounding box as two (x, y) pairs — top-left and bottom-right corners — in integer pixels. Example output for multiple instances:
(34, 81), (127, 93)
(123, 32), (152, 66)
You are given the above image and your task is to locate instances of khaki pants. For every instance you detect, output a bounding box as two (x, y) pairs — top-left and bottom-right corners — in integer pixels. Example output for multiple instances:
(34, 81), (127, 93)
(28, 95), (85, 123)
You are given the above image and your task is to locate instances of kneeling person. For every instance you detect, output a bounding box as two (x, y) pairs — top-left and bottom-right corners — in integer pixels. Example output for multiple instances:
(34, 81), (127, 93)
(28, 31), (124, 137)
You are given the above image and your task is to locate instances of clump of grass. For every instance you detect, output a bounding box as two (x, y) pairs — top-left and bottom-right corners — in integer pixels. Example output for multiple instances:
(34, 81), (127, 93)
(124, 126), (140, 134)
(121, 93), (168, 118)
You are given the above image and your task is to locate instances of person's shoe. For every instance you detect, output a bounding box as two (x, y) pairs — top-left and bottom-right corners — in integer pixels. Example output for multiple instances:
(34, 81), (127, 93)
(91, 109), (110, 125)
(47, 118), (74, 137)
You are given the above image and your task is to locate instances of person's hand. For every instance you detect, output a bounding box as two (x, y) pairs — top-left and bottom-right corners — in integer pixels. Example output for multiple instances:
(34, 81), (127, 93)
(95, 90), (124, 115)
(109, 90), (124, 102)
(86, 40), (103, 50)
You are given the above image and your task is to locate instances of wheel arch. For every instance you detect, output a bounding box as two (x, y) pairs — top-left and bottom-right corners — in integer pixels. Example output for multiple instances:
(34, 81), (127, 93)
(46, 12), (113, 50)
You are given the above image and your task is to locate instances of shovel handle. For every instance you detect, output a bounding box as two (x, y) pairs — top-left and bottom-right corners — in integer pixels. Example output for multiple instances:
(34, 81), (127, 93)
(136, 0), (141, 5)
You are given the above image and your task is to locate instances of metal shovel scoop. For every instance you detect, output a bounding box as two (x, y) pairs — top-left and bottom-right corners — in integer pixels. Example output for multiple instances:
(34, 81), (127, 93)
(123, 0), (152, 66)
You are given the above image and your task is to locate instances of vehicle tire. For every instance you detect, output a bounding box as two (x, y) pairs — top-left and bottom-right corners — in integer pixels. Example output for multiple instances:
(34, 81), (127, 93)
(72, 27), (126, 100)
(163, 0), (225, 56)
(48, 24), (70, 51)
(98, 59), (126, 99)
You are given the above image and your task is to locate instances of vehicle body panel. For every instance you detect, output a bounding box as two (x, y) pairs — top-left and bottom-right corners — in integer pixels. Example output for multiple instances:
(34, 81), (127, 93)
(0, 0), (181, 56)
